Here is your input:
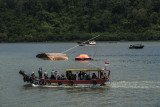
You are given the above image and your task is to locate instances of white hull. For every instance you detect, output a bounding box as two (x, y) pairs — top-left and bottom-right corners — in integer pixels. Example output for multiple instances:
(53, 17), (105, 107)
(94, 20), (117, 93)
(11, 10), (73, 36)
(32, 82), (110, 87)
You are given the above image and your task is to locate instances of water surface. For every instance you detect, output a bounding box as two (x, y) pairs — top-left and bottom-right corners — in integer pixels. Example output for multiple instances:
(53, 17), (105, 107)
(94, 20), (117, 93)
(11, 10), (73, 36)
(0, 42), (160, 107)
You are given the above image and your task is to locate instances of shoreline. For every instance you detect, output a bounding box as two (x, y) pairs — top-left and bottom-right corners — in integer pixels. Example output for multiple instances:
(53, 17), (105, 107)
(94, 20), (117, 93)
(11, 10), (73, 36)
(0, 40), (160, 43)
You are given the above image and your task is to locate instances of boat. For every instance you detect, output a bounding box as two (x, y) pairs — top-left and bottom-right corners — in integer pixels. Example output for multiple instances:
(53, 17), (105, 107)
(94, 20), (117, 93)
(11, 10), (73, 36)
(19, 68), (111, 86)
(129, 44), (144, 49)
(75, 54), (93, 60)
(36, 53), (68, 60)
(77, 40), (96, 46)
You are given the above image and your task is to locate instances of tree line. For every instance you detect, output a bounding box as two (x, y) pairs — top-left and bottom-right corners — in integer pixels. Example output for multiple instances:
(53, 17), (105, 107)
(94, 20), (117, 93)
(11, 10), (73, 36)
(0, 0), (160, 42)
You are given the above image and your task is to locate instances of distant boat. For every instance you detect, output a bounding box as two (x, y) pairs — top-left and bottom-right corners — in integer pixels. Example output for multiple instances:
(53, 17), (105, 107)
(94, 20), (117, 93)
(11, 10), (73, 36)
(129, 44), (144, 49)
(77, 40), (96, 46)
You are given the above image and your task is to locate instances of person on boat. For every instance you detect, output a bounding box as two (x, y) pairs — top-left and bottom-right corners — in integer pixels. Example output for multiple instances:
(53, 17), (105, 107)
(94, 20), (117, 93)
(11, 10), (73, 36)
(82, 71), (84, 79)
(72, 74), (76, 80)
(69, 71), (72, 80)
(104, 73), (107, 79)
(44, 70), (48, 79)
(83, 73), (87, 80)
(100, 71), (104, 79)
(66, 71), (69, 79)
(76, 72), (78, 80)
(78, 71), (82, 80)
(57, 72), (60, 80)
(51, 69), (55, 79)
(61, 73), (65, 80)
(54, 71), (58, 80)
(92, 73), (97, 79)
(87, 74), (91, 80)
(38, 67), (42, 79)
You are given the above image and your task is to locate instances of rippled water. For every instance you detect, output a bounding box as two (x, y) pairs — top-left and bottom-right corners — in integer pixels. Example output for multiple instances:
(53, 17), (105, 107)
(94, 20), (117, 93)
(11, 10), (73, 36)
(0, 42), (160, 107)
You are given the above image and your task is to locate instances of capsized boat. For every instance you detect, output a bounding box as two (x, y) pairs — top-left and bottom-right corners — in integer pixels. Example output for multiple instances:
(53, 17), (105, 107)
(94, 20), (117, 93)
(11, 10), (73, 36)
(36, 53), (68, 60)
(75, 54), (93, 60)
(129, 44), (144, 49)
(77, 40), (96, 46)
(19, 68), (111, 86)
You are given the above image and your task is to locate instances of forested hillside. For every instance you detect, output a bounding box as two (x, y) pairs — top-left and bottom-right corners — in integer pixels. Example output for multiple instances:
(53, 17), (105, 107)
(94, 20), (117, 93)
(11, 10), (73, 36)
(0, 0), (160, 42)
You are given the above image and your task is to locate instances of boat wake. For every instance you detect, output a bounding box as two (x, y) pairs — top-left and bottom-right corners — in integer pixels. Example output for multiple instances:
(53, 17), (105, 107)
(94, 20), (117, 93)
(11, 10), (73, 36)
(31, 84), (110, 88)
(110, 81), (160, 89)
(30, 81), (160, 89)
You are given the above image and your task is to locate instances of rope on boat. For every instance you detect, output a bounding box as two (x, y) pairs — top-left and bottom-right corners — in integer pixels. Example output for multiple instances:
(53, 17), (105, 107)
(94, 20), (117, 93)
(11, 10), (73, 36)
(87, 62), (101, 68)
(61, 35), (100, 54)
(61, 35), (102, 69)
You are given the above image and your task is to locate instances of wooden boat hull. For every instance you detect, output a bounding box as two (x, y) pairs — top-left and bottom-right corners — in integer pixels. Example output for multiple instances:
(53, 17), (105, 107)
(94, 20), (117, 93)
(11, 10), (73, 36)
(19, 70), (110, 87)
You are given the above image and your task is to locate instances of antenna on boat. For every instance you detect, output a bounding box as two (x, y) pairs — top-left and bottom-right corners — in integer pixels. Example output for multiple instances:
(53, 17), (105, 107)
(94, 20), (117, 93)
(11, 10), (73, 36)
(61, 35), (100, 54)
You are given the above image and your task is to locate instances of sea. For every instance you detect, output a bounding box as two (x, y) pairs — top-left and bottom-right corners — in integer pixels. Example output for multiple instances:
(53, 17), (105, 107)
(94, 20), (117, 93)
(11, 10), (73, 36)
(0, 41), (160, 107)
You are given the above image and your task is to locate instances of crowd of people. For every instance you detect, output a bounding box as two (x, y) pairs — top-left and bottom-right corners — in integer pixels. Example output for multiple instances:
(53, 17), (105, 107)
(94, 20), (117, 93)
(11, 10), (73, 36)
(66, 71), (107, 80)
(31, 67), (107, 80)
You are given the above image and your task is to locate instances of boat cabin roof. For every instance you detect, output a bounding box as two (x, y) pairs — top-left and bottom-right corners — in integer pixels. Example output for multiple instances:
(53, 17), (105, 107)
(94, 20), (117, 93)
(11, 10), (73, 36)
(66, 68), (105, 72)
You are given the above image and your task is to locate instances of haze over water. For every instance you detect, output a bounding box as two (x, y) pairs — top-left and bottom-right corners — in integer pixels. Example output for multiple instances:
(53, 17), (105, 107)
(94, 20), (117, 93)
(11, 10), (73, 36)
(0, 42), (160, 107)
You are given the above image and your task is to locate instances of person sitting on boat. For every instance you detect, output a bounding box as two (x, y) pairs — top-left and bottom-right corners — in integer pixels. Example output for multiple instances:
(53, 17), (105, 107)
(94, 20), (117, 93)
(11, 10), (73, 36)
(84, 73), (87, 80)
(100, 72), (104, 79)
(92, 73), (97, 79)
(104, 73), (107, 79)
(38, 67), (42, 79)
(61, 73), (65, 80)
(82, 71), (84, 79)
(66, 71), (69, 79)
(76, 72), (79, 80)
(57, 72), (60, 80)
(72, 74), (76, 80)
(51, 69), (55, 79)
(44, 70), (48, 79)
(69, 71), (72, 80)
(86, 73), (91, 80)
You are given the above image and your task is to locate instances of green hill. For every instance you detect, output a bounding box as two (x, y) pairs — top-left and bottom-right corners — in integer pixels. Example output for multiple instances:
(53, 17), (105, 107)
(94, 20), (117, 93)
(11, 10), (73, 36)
(0, 0), (160, 42)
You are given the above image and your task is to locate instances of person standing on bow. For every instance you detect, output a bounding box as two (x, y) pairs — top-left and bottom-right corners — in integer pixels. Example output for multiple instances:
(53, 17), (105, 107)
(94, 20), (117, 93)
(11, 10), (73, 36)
(51, 69), (55, 79)
(44, 70), (48, 79)
(38, 67), (43, 79)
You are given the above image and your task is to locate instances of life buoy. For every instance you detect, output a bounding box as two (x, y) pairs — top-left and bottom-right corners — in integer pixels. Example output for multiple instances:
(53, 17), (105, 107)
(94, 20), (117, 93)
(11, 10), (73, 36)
(93, 80), (97, 85)
(58, 82), (62, 85)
